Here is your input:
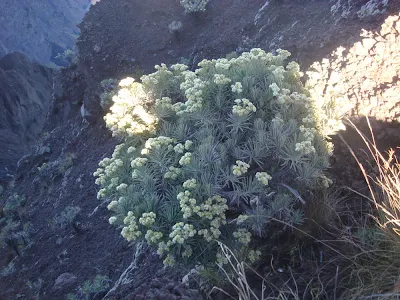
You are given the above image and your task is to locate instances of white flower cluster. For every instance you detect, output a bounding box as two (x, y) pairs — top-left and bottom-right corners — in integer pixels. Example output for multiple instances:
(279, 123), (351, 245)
(116, 183), (128, 192)
(177, 190), (197, 219)
(216, 252), (229, 265)
(299, 125), (316, 141)
(155, 96), (173, 109)
(177, 71), (207, 114)
(197, 195), (227, 220)
(145, 230), (163, 244)
(179, 0), (210, 13)
(233, 228), (252, 245)
(231, 82), (243, 93)
(173, 140), (193, 154)
(170, 63), (189, 73)
(214, 74), (231, 85)
(94, 144), (127, 198)
(177, 190), (228, 241)
(107, 200), (118, 211)
(269, 83), (280, 96)
(232, 160), (250, 176)
(144, 63), (171, 84)
(121, 211), (142, 242)
(274, 88), (291, 104)
(174, 143), (185, 153)
(197, 195), (228, 241)
(268, 84), (320, 157)
(236, 214), (249, 224)
(139, 212), (156, 226)
(248, 249), (262, 263)
(185, 140), (193, 149)
(197, 58), (215, 70)
(232, 98), (256, 116)
(272, 66), (286, 81)
(182, 178), (198, 189)
(179, 152), (192, 165)
(157, 241), (170, 256)
(130, 157), (148, 168)
(119, 77), (135, 87)
(140, 136), (175, 155)
(276, 49), (291, 61)
(295, 141), (315, 155)
(255, 172), (272, 186)
(127, 146), (136, 154)
(103, 78), (157, 137)
(164, 166), (182, 180)
(163, 254), (175, 266)
(108, 216), (117, 225)
(295, 125), (318, 155)
(169, 222), (196, 244)
(215, 58), (231, 71)
(286, 61), (302, 75)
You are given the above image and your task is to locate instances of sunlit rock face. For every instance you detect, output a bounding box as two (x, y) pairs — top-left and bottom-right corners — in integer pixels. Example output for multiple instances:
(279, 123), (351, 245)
(306, 13), (400, 123)
(0, 0), (89, 66)
(0, 53), (53, 169)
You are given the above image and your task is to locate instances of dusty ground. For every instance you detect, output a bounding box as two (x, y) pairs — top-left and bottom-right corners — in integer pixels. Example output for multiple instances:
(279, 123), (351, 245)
(0, 0), (399, 299)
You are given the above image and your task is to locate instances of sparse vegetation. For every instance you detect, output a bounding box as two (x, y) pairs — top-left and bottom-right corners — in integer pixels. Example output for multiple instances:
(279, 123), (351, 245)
(67, 275), (111, 300)
(36, 152), (76, 179)
(0, 193), (33, 256)
(26, 278), (44, 299)
(0, 261), (16, 277)
(52, 206), (81, 232)
(56, 48), (78, 65)
(338, 119), (400, 298)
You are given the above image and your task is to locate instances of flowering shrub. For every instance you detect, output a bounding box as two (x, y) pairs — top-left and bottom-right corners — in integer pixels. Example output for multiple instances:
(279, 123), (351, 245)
(94, 49), (343, 268)
(179, 0), (210, 13)
(102, 77), (157, 137)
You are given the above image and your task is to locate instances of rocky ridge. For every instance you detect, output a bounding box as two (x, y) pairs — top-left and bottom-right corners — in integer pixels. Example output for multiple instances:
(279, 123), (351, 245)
(0, 0), (88, 66)
(0, 52), (53, 172)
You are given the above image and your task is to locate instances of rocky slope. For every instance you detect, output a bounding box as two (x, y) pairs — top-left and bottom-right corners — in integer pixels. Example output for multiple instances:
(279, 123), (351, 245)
(0, 52), (53, 172)
(0, 0), (399, 299)
(0, 0), (88, 66)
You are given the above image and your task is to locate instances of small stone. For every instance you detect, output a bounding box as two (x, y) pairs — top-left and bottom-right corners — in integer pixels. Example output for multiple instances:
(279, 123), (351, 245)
(54, 273), (77, 290)
(93, 44), (101, 53)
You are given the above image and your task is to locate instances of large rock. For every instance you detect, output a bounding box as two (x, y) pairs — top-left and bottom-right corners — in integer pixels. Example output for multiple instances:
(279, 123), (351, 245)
(0, 0), (88, 66)
(0, 52), (53, 170)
